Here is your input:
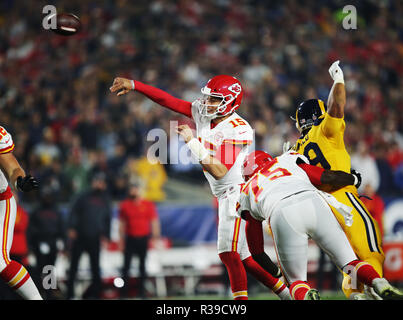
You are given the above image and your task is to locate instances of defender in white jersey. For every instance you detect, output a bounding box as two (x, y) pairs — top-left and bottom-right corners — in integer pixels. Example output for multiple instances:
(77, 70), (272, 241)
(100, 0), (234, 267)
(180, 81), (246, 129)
(110, 74), (291, 300)
(236, 150), (403, 300)
(0, 126), (42, 299)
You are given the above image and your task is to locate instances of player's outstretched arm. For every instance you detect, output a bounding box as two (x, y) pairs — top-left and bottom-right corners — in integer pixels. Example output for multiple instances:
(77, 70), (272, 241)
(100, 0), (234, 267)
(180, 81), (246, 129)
(320, 169), (360, 192)
(110, 77), (192, 118)
(298, 162), (360, 192)
(0, 153), (39, 192)
(327, 60), (346, 118)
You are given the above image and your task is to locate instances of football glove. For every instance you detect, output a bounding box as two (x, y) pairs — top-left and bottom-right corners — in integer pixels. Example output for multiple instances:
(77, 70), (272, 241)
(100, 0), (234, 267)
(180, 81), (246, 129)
(328, 60), (344, 84)
(351, 169), (362, 189)
(16, 175), (39, 192)
(282, 141), (291, 153)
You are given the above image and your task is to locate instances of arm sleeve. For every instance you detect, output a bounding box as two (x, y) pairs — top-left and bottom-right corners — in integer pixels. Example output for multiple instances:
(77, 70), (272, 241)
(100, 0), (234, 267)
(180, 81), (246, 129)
(298, 163), (325, 186)
(300, 162), (355, 191)
(134, 81), (192, 118)
(244, 212), (264, 255)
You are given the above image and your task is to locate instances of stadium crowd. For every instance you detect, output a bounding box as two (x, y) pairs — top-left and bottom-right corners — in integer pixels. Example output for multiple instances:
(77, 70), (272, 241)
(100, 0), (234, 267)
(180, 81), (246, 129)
(0, 0), (401, 221)
(1, 0), (401, 205)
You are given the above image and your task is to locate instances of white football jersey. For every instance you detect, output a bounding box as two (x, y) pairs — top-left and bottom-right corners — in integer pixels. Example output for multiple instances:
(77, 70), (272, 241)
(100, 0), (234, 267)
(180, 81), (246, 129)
(191, 101), (254, 197)
(236, 151), (317, 221)
(0, 126), (15, 192)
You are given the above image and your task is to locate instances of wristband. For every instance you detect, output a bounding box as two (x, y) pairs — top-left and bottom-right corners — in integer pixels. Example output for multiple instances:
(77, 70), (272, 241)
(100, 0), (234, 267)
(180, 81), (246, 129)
(333, 77), (344, 85)
(353, 174), (358, 186)
(130, 80), (135, 90)
(187, 138), (209, 161)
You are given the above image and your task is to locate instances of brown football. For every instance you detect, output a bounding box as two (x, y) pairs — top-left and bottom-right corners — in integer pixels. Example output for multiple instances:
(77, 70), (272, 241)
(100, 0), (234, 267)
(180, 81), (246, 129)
(52, 13), (81, 36)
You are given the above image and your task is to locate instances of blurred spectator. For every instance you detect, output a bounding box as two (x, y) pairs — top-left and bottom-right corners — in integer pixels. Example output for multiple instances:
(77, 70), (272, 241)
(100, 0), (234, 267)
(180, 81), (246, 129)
(387, 141), (403, 170)
(373, 144), (396, 196)
(75, 105), (99, 151)
(107, 142), (127, 173)
(28, 186), (65, 299)
(118, 182), (161, 298)
(62, 149), (90, 198)
(33, 127), (61, 167)
(126, 156), (167, 202)
(351, 142), (380, 193)
(109, 173), (129, 201)
(66, 172), (112, 299)
(243, 54), (272, 88)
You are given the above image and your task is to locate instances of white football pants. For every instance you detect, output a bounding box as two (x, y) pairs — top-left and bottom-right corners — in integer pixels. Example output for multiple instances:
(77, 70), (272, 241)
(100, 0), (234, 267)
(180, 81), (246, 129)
(269, 190), (357, 284)
(0, 196), (17, 270)
(217, 185), (250, 260)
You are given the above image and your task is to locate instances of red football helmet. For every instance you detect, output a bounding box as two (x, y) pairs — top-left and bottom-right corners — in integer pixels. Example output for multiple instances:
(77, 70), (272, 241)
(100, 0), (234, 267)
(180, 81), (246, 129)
(198, 75), (243, 118)
(242, 150), (273, 181)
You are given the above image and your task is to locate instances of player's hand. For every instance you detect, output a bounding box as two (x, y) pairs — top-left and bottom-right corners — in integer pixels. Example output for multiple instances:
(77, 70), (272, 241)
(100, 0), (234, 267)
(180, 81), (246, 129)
(328, 60), (344, 84)
(16, 175), (39, 192)
(282, 141), (291, 153)
(109, 77), (134, 96)
(175, 125), (194, 143)
(351, 169), (362, 189)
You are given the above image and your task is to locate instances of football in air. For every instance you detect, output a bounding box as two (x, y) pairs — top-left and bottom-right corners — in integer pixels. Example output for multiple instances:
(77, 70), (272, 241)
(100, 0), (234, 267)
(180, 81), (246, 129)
(51, 13), (81, 36)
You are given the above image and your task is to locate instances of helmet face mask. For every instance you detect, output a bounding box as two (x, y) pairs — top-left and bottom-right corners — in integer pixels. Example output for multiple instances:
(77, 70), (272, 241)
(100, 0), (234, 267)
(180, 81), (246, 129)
(198, 91), (234, 118)
(198, 75), (243, 118)
(296, 113), (317, 133)
(294, 99), (327, 135)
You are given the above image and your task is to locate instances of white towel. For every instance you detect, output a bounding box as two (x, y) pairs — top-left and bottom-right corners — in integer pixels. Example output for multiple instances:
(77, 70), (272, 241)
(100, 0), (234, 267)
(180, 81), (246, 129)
(317, 190), (354, 227)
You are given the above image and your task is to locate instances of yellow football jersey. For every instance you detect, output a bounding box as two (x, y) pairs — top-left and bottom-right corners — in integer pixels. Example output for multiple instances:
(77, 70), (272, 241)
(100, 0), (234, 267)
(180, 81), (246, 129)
(292, 112), (356, 194)
(293, 111), (384, 290)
